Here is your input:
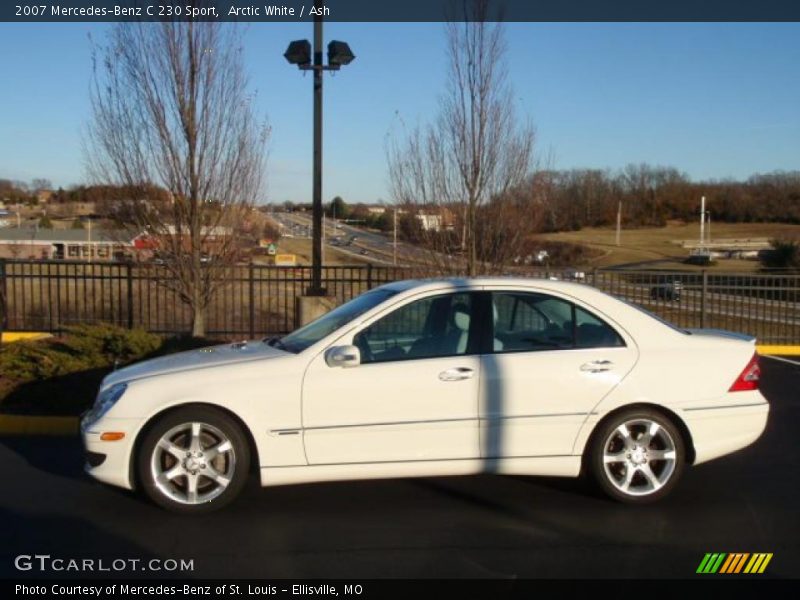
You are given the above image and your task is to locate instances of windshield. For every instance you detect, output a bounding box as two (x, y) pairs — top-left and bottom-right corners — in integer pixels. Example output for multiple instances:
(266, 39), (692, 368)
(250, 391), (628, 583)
(273, 288), (398, 353)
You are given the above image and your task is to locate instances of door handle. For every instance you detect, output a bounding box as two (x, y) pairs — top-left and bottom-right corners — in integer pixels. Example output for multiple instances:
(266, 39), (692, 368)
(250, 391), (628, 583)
(439, 367), (475, 382)
(580, 360), (613, 373)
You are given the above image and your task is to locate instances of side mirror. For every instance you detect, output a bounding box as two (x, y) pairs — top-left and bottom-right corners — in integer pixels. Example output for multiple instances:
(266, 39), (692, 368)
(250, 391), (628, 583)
(325, 345), (361, 368)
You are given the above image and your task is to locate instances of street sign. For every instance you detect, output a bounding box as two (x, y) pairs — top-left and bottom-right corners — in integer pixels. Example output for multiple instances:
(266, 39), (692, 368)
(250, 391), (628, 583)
(274, 253), (296, 266)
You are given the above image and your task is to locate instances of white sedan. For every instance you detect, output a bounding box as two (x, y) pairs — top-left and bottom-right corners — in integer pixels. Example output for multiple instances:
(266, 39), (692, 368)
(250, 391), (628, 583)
(82, 278), (769, 512)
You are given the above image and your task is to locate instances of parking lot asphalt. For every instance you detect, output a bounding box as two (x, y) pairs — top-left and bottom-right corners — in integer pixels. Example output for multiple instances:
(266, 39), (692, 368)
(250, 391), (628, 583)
(1, 357), (798, 579)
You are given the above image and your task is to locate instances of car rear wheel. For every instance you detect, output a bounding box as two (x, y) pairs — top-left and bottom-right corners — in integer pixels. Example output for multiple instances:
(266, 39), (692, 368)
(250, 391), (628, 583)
(137, 406), (250, 513)
(589, 409), (685, 504)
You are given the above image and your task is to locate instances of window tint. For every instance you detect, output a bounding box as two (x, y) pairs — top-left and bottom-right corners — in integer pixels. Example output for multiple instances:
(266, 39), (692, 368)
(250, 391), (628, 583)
(491, 292), (624, 353)
(492, 293), (573, 352)
(354, 293), (474, 363)
(575, 306), (625, 348)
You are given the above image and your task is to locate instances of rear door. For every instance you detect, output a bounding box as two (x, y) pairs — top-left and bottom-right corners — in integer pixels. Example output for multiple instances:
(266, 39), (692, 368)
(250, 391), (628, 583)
(480, 290), (639, 458)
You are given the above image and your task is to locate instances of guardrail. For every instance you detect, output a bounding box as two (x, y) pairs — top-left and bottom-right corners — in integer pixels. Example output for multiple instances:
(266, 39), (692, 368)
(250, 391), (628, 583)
(0, 259), (798, 344)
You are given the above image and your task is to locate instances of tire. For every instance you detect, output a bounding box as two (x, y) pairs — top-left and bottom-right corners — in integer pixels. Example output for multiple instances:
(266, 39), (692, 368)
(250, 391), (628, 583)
(589, 408), (685, 504)
(137, 406), (251, 514)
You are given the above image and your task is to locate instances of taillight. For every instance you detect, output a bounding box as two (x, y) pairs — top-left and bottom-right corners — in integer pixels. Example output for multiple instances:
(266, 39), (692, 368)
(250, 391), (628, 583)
(729, 353), (761, 392)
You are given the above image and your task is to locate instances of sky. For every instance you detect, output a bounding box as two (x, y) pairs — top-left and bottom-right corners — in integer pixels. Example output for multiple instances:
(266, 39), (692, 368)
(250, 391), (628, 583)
(0, 22), (798, 205)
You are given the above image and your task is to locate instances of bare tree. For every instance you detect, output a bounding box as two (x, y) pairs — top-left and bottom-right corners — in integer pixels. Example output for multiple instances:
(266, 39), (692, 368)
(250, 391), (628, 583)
(31, 178), (53, 192)
(387, 0), (535, 275)
(86, 21), (268, 336)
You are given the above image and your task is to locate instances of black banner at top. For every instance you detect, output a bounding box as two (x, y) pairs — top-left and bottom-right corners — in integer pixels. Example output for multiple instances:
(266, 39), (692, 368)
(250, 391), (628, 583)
(3, 0), (800, 22)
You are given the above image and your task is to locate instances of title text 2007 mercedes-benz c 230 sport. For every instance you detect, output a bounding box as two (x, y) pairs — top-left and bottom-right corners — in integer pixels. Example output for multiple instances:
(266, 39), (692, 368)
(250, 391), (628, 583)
(82, 278), (768, 513)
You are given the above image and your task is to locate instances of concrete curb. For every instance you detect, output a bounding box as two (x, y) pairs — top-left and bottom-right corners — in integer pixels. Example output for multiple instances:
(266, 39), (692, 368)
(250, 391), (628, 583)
(0, 415), (78, 436)
(757, 345), (800, 356)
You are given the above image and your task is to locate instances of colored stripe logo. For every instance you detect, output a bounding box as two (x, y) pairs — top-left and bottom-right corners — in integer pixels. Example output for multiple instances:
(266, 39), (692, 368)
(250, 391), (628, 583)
(697, 553), (773, 574)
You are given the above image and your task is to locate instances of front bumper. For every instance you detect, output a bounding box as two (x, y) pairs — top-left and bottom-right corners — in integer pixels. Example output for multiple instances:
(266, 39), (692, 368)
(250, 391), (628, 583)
(82, 417), (141, 490)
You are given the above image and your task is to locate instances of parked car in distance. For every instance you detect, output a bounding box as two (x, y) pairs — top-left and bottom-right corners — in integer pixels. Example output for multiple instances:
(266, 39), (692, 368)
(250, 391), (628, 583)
(651, 281), (683, 301)
(82, 277), (768, 513)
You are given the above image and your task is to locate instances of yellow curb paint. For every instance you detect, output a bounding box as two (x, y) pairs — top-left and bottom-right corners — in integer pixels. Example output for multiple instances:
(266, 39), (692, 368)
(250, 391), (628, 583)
(757, 345), (800, 356)
(0, 332), (53, 343)
(0, 415), (78, 436)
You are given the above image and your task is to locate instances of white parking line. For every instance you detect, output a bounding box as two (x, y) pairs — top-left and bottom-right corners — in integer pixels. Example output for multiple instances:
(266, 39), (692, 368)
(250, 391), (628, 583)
(762, 355), (800, 367)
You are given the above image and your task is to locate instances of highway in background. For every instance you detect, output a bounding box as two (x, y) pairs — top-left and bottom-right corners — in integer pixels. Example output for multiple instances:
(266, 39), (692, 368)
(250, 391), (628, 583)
(269, 210), (435, 266)
(267, 210), (800, 336)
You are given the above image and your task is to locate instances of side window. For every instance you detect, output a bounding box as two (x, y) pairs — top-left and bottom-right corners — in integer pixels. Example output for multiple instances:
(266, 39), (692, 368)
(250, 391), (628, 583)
(492, 293), (573, 352)
(354, 293), (474, 364)
(492, 292), (624, 353)
(575, 306), (625, 348)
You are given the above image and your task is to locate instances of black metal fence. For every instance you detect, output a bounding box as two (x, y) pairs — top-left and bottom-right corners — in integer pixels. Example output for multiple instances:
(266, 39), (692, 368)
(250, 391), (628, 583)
(1, 259), (798, 344)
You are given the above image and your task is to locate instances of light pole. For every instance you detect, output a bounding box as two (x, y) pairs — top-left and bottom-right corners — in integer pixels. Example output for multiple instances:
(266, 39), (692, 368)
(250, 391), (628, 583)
(284, 5), (355, 295)
(707, 211), (712, 245)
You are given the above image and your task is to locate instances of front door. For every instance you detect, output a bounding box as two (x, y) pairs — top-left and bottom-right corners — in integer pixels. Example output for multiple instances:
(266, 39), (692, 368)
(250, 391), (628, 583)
(301, 291), (482, 465)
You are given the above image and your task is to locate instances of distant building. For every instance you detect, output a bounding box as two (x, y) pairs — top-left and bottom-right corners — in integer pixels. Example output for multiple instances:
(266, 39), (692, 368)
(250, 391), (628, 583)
(0, 228), (137, 261)
(35, 189), (55, 204)
(416, 213), (443, 232)
(132, 226), (237, 256)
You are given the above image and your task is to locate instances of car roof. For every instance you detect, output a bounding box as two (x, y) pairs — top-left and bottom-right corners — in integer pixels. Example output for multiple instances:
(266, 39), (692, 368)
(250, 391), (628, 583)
(380, 276), (591, 295)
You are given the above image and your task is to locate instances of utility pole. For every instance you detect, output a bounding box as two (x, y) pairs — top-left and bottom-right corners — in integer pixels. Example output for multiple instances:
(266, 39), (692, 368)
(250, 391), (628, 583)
(615, 201), (622, 247)
(699, 195), (706, 249)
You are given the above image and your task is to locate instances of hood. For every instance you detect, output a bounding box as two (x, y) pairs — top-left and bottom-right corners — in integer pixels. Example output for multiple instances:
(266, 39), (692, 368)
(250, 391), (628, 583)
(685, 328), (756, 344)
(101, 340), (289, 389)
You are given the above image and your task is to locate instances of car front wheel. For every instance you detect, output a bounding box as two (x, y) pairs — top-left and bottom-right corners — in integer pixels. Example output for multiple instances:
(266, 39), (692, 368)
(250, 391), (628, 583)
(589, 409), (685, 504)
(137, 406), (250, 513)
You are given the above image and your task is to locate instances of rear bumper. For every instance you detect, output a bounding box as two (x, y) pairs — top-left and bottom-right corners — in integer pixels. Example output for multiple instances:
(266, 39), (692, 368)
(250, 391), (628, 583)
(682, 392), (769, 465)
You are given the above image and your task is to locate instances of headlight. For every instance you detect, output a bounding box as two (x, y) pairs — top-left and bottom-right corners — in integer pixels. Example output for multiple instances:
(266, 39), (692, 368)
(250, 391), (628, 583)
(81, 383), (127, 432)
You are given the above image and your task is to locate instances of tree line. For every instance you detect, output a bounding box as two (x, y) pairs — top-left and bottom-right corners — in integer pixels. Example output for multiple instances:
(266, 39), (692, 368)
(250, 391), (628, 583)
(6, 169), (799, 234)
(523, 165), (800, 232)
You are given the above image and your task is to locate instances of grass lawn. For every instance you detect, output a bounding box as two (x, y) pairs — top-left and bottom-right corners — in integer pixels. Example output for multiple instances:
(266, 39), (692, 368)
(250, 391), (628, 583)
(256, 237), (372, 266)
(533, 222), (800, 270)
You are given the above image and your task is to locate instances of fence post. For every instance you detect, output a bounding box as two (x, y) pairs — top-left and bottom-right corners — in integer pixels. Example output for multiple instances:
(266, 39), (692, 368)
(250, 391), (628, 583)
(248, 264), (255, 339)
(0, 259), (6, 343)
(366, 263), (373, 290)
(126, 261), (134, 329)
(701, 270), (708, 329)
